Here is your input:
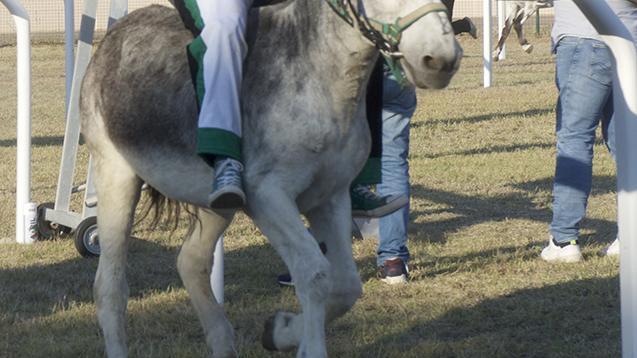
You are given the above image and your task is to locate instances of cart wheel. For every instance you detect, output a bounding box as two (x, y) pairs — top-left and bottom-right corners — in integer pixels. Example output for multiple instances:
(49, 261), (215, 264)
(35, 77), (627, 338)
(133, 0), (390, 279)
(37, 203), (58, 240)
(74, 216), (100, 257)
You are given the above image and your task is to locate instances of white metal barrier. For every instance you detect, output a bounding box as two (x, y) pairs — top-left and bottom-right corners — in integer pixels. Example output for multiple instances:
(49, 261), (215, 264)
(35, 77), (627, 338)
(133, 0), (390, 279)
(1, 0), (34, 244)
(64, 0), (74, 111)
(482, 0), (492, 87)
(572, 3), (637, 357)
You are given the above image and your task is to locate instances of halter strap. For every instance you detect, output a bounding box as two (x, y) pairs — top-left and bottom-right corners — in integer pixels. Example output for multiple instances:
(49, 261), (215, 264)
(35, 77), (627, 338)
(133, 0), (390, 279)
(325, 0), (448, 85)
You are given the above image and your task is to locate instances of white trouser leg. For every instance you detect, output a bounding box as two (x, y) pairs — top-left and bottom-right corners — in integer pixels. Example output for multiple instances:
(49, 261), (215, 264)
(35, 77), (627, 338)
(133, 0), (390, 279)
(196, 0), (250, 136)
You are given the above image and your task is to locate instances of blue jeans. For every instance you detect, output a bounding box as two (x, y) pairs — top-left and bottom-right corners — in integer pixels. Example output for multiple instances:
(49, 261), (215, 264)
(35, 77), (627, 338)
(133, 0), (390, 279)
(550, 36), (615, 244)
(376, 71), (417, 266)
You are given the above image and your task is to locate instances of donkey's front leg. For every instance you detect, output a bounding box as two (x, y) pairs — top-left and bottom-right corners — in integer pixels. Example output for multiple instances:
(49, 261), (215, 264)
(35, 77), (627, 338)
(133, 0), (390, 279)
(249, 185), (330, 358)
(306, 189), (362, 321)
(93, 155), (142, 358)
(262, 190), (362, 356)
(177, 209), (236, 358)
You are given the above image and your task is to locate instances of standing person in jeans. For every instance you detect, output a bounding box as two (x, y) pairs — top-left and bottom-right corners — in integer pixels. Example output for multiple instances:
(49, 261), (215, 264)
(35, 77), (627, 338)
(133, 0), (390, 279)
(540, 0), (637, 262)
(376, 66), (417, 284)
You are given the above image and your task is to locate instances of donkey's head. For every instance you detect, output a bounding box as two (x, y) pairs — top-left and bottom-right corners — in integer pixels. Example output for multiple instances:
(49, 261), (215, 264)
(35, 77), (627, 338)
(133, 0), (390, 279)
(332, 0), (461, 89)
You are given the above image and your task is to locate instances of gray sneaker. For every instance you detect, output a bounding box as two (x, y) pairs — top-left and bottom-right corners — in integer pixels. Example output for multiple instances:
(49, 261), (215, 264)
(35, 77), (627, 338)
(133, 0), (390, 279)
(208, 158), (246, 210)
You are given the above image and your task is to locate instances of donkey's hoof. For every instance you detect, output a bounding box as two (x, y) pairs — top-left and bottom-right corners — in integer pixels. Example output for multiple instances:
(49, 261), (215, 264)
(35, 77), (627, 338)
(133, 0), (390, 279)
(262, 312), (297, 352)
(523, 44), (534, 53)
(262, 315), (278, 351)
(492, 51), (500, 62)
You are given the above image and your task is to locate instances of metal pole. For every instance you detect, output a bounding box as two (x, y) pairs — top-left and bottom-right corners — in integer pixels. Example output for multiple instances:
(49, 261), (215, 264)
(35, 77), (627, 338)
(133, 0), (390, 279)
(573, 1), (637, 357)
(108, 0), (127, 29)
(211, 237), (224, 304)
(535, 9), (541, 35)
(1, 0), (33, 244)
(497, 0), (506, 60)
(483, 0), (492, 87)
(64, 0), (74, 113)
(55, 0), (98, 213)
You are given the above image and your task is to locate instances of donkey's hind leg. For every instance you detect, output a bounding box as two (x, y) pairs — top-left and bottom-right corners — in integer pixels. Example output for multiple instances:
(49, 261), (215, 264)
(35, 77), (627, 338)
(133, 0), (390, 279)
(177, 210), (236, 358)
(514, 12), (534, 53)
(92, 152), (143, 358)
(263, 189), (361, 354)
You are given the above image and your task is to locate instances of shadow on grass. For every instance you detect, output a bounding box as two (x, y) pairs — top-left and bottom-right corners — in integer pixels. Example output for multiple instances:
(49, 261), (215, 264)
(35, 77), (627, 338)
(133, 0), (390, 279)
(356, 276), (620, 357)
(0, 135), (64, 147)
(412, 107), (553, 128)
(0, 237), (183, 320)
(409, 175), (617, 245)
(413, 141), (554, 160)
(0, 234), (301, 357)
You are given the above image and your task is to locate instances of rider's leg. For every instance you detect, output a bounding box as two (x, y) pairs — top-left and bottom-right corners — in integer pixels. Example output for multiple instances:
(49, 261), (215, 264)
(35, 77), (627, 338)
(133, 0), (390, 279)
(175, 0), (251, 210)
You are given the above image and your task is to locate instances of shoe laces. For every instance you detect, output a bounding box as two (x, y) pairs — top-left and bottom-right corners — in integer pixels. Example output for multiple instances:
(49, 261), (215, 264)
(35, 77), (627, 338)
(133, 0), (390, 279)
(214, 159), (243, 188)
(352, 185), (380, 201)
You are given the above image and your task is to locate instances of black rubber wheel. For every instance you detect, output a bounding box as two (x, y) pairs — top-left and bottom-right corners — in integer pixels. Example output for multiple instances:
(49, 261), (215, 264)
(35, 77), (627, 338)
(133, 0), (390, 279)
(37, 203), (58, 240)
(74, 216), (100, 257)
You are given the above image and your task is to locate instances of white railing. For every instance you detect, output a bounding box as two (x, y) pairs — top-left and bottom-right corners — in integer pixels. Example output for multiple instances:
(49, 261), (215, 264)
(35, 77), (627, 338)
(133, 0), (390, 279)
(571, 2), (637, 357)
(483, 0), (492, 87)
(1, 0), (34, 244)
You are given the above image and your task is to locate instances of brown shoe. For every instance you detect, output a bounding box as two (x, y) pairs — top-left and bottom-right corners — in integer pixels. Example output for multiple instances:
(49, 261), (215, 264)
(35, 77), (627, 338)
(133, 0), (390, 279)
(378, 258), (408, 285)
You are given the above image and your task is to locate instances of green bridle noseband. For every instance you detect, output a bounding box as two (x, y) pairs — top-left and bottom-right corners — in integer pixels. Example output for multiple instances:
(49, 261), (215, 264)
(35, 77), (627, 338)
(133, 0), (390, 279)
(325, 0), (448, 85)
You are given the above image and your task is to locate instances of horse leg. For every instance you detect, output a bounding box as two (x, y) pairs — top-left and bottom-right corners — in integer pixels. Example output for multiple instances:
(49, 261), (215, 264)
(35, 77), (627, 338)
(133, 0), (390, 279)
(262, 190), (361, 356)
(493, 14), (515, 61)
(306, 190), (362, 322)
(514, 13), (533, 54)
(177, 209), (236, 358)
(251, 185), (330, 358)
(92, 151), (142, 358)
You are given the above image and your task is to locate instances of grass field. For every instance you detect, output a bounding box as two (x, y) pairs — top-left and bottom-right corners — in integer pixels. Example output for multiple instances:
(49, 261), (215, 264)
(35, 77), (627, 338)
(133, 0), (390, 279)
(0, 32), (621, 357)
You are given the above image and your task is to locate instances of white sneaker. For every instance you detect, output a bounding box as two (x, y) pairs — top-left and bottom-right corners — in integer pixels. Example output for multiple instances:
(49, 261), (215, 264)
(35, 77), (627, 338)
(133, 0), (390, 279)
(540, 236), (583, 263)
(605, 238), (619, 257)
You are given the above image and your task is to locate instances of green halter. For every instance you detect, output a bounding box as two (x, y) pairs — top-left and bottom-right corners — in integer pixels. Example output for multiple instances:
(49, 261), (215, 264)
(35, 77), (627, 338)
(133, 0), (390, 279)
(325, 0), (448, 85)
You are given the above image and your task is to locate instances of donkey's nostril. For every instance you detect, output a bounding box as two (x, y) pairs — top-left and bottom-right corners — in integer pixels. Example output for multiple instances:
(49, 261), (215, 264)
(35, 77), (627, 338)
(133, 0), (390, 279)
(423, 55), (435, 69)
(423, 55), (456, 73)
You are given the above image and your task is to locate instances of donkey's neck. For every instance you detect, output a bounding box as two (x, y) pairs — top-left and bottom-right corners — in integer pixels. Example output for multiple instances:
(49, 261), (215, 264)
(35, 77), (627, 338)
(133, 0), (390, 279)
(254, 0), (379, 120)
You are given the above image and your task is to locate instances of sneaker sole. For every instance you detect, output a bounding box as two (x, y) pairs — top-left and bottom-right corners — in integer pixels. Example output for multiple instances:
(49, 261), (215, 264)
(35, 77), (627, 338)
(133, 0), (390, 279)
(605, 250), (620, 257)
(352, 195), (409, 218)
(380, 274), (408, 285)
(208, 188), (246, 210)
(277, 280), (294, 287)
(540, 253), (583, 263)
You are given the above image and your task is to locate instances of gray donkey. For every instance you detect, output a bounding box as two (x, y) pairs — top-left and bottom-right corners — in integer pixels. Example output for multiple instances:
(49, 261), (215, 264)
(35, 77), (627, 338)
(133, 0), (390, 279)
(80, 0), (461, 357)
(493, 0), (553, 61)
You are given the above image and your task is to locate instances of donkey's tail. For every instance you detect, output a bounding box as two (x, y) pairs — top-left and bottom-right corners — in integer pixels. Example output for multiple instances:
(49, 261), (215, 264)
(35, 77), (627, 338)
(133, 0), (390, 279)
(136, 185), (199, 237)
